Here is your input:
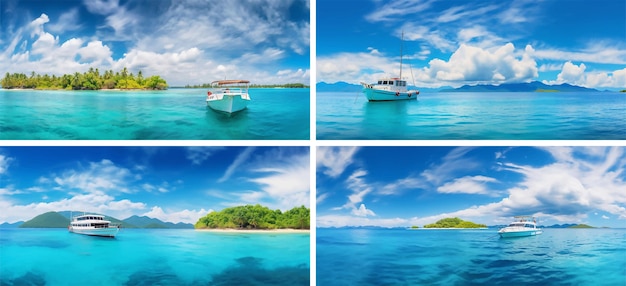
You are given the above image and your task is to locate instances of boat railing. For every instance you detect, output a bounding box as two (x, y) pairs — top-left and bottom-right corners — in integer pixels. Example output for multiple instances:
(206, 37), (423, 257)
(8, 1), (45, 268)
(210, 87), (248, 94)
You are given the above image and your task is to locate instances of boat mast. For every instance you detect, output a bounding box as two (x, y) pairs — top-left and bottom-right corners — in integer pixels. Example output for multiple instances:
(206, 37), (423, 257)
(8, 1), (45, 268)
(399, 31), (404, 80)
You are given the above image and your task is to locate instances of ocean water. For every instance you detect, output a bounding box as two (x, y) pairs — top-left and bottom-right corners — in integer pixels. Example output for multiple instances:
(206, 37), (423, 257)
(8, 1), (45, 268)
(0, 88), (310, 140)
(0, 229), (310, 285)
(316, 228), (626, 285)
(316, 92), (626, 140)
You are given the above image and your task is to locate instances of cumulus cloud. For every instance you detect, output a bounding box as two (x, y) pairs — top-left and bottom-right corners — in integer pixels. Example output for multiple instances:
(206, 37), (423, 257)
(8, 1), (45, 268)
(0, 193), (146, 223)
(352, 203), (376, 217)
(545, 62), (626, 88)
(316, 147), (360, 178)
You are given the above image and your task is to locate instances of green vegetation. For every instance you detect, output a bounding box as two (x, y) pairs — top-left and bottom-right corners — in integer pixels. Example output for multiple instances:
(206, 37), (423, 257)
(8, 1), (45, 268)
(194, 204), (310, 230)
(410, 226), (419, 229)
(19, 211), (69, 228)
(423, 217), (487, 228)
(569, 224), (594, 228)
(620, 89), (626, 92)
(1, 68), (167, 90)
(184, 83), (309, 88)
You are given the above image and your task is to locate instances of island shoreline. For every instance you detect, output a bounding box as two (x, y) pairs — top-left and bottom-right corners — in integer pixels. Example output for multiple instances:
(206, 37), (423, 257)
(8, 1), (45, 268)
(195, 228), (310, 234)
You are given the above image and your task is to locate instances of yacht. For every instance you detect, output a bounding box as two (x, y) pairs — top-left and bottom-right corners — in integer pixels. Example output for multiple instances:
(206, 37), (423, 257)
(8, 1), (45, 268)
(68, 214), (119, 237)
(498, 216), (542, 238)
(206, 80), (251, 114)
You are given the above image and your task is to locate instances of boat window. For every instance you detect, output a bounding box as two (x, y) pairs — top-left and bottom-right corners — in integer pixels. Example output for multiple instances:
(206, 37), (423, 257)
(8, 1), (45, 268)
(382, 81), (387, 85)
(378, 81), (382, 84)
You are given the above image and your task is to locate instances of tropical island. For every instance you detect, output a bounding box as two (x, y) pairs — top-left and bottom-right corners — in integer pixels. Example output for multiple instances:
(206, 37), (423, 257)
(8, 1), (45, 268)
(183, 83), (308, 88)
(194, 204), (310, 230)
(422, 217), (487, 229)
(1, 67), (167, 90)
(568, 224), (595, 228)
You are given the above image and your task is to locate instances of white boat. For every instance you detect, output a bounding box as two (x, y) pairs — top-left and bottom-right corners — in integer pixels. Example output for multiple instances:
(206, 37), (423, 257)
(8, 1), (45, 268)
(360, 32), (419, 101)
(68, 214), (119, 237)
(498, 216), (542, 238)
(206, 80), (251, 114)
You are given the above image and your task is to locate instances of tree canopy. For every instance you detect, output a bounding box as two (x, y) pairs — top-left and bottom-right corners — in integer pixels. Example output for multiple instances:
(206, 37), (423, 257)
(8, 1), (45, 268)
(194, 204), (310, 230)
(423, 217), (487, 228)
(1, 67), (167, 90)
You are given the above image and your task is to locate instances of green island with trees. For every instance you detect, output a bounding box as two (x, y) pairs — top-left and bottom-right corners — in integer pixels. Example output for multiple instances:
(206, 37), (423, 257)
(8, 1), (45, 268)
(194, 204), (310, 230)
(620, 89), (626, 92)
(1, 67), (167, 90)
(568, 224), (594, 228)
(183, 83), (308, 88)
(422, 217), (487, 228)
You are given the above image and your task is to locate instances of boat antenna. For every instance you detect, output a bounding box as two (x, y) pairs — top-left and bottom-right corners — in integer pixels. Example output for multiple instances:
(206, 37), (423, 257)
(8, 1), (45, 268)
(399, 30), (404, 80)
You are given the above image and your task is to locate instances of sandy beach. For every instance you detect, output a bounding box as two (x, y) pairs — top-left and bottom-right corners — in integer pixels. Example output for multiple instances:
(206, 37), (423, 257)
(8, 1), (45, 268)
(195, 228), (310, 234)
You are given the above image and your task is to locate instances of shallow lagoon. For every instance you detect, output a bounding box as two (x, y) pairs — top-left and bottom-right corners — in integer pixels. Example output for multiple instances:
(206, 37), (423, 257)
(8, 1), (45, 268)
(0, 88), (310, 140)
(316, 91), (626, 140)
(0, 228), (310, 285)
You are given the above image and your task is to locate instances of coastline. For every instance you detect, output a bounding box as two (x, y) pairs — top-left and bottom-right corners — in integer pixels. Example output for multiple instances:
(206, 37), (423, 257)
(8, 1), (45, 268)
(195, 228), (310, 234)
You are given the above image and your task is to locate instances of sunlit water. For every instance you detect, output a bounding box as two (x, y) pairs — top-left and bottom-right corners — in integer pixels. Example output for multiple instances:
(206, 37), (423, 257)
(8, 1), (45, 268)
(317, 228), (626, 285)
(316, 92), (626, 140)
(0, 88), (310, 140)
(0, 229), (310, 285)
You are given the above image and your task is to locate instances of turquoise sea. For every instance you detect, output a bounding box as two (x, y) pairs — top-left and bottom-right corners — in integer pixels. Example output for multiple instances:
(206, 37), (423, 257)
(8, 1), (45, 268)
(0, 88), (310, 140)
(316, 92), (626, 140)
(316, 228), (626, 285)
(0, 229), (310, 285)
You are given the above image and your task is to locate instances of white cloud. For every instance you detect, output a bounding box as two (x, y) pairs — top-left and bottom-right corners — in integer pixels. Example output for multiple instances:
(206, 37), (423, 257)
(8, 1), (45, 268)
(218, 147), (256, 183)
(47, 8), (82, 33)
(316, 147), (360, 178)
(602, 215), (609, 219)
(352, 204), (376, 217)
(437, 175), (498, 194)
(49, 159), (137, 193)
(185, 147), (226, 165)
(83, 0), (120, 15)
(0, 192), (146, 223)
(142, 206), (211, 224)
(0, 154), (12, 175)
(249, 149), (310, 210)
(544, 62), (626, 88)
(365, 0), (433, 22)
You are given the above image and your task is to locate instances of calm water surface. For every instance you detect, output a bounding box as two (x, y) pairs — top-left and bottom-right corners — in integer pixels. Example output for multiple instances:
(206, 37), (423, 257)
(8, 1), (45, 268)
(0, 229), (310, 285)
(0, 88), (310, 140)
(317, 92), (626, 140)
(317, 228), (626, 285)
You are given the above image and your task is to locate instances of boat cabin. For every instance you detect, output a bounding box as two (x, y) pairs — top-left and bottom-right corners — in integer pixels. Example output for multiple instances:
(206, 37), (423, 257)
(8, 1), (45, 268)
(377, 79), (407, 87)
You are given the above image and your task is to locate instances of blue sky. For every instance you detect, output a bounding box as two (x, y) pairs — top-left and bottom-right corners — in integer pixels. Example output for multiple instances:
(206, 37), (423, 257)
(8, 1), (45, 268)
(317, 147), (626, 228)
(0, 0), (310, 85)
(317, 0), (626, 89)
(0, 147), (310, 224)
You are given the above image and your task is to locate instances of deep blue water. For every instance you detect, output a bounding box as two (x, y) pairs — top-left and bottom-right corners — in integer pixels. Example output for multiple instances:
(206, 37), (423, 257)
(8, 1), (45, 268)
(316, 228), (626, 285)
(316, 92), (626, 140)
(0, 88), (310, 140)
(0, 229), (310, 285)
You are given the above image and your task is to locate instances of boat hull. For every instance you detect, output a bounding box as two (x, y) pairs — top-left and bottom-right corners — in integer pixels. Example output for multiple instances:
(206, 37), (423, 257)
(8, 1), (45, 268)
(362, 87), (418, 101)
(498, 229), (542, 238)
(69, 227), (119, 237)
(206, 94), (250, 114)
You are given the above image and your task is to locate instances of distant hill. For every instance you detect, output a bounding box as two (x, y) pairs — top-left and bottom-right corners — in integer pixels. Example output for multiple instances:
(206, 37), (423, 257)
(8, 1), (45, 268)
(441, 81), (598, 92)
(568, 224), (594, 228)
(0, 221), (24, 228)
(316, 81), (362, 92)
(18, 211), (192, 229)
(20, 211), (70, 228)
(123, 215), (193, 229)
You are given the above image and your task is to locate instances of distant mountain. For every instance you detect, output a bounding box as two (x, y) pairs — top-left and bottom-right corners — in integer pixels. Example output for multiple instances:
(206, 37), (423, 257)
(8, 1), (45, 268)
(122, 215), (193, 229)
(18, 211), (192, 229)
(20, 211), (70, 228)
(316, 81), (362, 92)
(441, 81), (598, 92)
(0, 221), (23, 228)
